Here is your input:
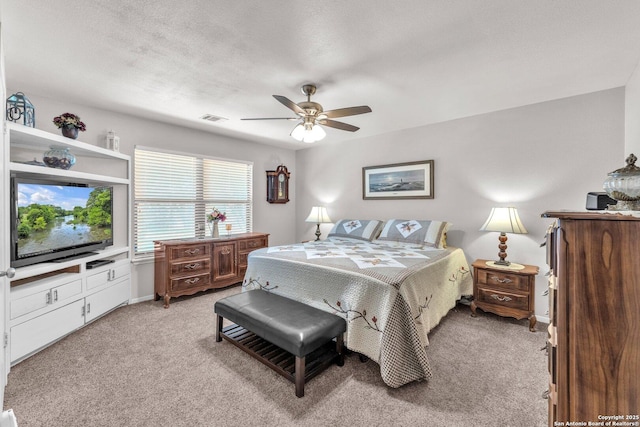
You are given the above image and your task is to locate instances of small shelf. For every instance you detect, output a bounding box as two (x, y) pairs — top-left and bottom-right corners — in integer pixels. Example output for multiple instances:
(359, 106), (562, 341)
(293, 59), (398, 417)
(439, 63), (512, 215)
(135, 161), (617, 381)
(9, 161), (129, 185)
(7, 122), (130, 161)
(10, 246), (130, 284)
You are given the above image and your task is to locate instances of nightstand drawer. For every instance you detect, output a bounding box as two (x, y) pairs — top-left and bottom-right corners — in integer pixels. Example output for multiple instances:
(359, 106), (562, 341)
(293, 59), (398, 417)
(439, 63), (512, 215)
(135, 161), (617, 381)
(476, 269), (529, 292)
(477, 287), (529, 311)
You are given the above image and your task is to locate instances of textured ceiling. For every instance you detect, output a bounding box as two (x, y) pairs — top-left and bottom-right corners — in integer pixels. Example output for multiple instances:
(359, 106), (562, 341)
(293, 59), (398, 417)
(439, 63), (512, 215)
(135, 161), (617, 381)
(2, 1), (640, 149)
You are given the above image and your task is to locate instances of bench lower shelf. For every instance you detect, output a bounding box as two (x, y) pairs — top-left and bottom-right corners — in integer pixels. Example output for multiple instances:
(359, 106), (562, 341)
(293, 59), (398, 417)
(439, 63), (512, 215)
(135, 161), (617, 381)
(220, 323), (342, 396)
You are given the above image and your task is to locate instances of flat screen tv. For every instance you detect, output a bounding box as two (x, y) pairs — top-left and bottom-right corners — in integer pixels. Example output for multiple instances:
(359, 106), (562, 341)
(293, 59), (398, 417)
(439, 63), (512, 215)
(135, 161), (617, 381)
(10, 177), (114, 268)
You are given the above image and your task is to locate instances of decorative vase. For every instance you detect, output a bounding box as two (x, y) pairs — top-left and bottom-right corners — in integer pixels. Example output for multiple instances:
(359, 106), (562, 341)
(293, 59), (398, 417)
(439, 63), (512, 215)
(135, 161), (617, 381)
(61, 126), (79, 139)
(43, 146), (76, 170)
(211, 220), (220, 238)
(603, 153), (640, 210)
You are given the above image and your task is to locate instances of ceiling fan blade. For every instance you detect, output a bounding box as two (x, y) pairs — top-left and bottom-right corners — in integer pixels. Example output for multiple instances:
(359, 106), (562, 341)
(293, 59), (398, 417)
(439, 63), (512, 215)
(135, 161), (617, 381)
(318, 119), (360, 132)
(273, 95), (306, 115)
(241, 117), (298, 121)
(321, 105), (371, 119)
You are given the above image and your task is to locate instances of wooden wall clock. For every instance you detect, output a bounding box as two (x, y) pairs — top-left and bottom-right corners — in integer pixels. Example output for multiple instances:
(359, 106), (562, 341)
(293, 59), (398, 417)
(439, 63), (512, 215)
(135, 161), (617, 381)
(266, 165), (290, 203)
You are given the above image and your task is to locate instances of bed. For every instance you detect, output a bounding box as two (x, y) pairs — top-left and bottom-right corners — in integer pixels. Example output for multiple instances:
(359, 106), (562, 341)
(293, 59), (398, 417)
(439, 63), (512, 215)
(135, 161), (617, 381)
(242, 219), (473, 388)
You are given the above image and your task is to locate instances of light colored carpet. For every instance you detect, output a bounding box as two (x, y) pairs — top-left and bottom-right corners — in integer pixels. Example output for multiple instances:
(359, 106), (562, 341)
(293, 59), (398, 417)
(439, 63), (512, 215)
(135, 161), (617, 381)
(3, 285), (548, 427)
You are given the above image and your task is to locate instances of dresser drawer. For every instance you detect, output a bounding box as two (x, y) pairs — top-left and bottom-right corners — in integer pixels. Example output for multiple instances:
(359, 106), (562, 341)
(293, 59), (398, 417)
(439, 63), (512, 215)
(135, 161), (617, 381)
(477, 287), (529, 311)
(170, 244), (210, 260)
(476, 269), (529, 292)
(170, 258), (210, 276)
(238, 237), (267, 252)
(170, 273), (212, 292)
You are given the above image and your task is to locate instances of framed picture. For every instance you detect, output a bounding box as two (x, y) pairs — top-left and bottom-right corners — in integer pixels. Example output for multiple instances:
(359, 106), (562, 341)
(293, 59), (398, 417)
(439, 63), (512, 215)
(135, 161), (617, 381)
(362, 160), (434, 200)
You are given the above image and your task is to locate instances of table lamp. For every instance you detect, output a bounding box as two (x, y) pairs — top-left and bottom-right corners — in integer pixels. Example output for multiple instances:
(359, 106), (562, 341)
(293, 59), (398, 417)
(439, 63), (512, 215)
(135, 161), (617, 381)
(305, 206), (332, 241)
(480, 207), (528, 268)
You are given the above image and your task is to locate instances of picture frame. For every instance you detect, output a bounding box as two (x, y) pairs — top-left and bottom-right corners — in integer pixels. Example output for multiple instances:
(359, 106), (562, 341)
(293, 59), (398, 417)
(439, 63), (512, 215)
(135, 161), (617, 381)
(362, 160), (434, 200)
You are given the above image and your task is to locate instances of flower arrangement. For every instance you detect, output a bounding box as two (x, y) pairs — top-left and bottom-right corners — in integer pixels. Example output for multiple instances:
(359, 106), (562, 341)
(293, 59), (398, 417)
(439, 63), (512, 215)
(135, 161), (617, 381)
(52, 113), (87, 131)
(207, 208), (226, 222)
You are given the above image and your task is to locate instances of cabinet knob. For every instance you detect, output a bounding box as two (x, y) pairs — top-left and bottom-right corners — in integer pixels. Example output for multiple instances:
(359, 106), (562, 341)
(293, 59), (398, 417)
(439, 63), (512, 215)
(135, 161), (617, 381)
(0, 267), (16, 279)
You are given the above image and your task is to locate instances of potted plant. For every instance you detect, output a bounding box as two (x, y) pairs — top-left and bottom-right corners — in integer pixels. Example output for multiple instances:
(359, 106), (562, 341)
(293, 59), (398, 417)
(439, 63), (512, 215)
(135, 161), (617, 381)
(52, 113), (86, 139)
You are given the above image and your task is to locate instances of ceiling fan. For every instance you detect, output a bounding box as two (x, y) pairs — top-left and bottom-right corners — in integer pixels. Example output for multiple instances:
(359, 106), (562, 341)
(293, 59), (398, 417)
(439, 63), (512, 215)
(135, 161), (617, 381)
(242, 84), (372, 143)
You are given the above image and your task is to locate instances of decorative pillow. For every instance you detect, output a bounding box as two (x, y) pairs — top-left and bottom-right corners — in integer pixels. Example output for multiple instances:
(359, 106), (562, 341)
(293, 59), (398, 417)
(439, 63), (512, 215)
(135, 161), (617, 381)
(376, 219), (451, 248)
(327, 219), (384, 242)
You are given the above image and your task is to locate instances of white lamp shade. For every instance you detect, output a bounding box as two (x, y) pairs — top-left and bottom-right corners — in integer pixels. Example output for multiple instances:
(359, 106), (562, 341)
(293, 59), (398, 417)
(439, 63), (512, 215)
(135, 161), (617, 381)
(290, 123), (305, 141)
(480, 207), (528, 234)
(305, 206), (332, 223)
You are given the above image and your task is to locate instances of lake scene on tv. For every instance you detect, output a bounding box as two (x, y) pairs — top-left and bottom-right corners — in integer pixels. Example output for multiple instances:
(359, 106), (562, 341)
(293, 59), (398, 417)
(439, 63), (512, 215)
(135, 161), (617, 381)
(16, 183), (112, 258)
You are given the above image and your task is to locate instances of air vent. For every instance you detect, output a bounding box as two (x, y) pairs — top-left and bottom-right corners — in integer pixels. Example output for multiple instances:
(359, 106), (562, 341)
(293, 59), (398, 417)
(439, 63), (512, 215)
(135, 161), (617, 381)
(200, 114), (227, 122)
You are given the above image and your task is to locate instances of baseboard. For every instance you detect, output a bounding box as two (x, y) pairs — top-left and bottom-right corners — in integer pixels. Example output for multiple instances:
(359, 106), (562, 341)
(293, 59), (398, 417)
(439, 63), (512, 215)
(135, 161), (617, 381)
(537, 315), (550, 324)
(129, 295), (155, 304)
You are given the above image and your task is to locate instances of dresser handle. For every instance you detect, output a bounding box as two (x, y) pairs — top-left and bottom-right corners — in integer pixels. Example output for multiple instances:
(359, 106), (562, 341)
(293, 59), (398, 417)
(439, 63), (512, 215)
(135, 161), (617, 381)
(185, 249), (200, 255)
(491, 276), (512, 284)
(491, 294), (512, 302)
(185, 278), (200, 284)
(221, 248), (231, 255)
(184, 263), (200, 270)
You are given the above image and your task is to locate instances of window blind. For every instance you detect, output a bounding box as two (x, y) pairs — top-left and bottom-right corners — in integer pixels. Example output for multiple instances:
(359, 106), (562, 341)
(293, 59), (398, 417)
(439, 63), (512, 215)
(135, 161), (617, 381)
(134, 147), (253, 257)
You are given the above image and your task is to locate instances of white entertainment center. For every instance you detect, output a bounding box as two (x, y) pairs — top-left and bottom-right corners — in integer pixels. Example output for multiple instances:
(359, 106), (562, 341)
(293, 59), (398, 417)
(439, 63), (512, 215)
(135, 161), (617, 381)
(5, 122), (131, 365)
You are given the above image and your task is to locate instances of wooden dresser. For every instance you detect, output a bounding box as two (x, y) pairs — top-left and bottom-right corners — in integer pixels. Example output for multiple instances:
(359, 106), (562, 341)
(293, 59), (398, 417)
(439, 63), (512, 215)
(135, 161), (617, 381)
(154, 233), (269, 308)
(542, 211), (639, 425)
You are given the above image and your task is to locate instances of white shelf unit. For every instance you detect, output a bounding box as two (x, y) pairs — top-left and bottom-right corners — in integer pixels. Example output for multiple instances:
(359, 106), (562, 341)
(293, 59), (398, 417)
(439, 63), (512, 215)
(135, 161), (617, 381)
(5, 123), (132, 365)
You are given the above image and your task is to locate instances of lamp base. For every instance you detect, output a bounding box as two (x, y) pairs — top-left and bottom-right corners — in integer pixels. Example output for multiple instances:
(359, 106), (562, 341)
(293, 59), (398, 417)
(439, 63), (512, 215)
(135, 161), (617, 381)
(485, 260), (525, 271)
(314, 223), (322, 241)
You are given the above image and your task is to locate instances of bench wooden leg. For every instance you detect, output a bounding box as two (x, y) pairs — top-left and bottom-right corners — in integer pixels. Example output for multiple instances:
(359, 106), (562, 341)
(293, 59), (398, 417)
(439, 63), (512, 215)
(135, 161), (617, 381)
(336, 333), (345, 367)
(295, 356), (306, 398)
(215, 314), (223, 342)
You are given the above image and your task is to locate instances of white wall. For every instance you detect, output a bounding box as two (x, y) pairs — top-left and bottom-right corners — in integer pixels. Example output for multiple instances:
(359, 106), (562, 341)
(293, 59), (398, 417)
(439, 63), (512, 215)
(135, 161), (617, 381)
(625, 62), (640, 156)
(10, 88), (626, 319)
(10, 92), (298, 302)
(295, 88), (625, 322)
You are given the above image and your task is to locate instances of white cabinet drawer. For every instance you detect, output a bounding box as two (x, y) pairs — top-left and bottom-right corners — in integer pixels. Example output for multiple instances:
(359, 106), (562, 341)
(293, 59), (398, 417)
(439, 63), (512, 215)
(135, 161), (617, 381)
(86, 262), (130, 290)
(10, 289), (50, 320)
(11, 299), (85, 363)
(10, 279), (82, 320)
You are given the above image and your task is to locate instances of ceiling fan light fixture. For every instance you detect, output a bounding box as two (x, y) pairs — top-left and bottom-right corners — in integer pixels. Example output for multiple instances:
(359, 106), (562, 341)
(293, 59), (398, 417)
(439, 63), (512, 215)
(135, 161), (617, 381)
(290, 122), (326, 143)
(308, 123), (326, 143)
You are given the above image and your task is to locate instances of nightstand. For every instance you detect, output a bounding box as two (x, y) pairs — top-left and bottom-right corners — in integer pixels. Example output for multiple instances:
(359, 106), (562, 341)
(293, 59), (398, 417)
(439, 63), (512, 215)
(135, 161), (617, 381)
(470, 259), (539, 332)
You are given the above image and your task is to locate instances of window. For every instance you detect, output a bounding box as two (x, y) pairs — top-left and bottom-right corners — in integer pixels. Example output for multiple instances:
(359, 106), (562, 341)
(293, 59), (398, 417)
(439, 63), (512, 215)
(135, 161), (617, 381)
(133, 146), (253, 257)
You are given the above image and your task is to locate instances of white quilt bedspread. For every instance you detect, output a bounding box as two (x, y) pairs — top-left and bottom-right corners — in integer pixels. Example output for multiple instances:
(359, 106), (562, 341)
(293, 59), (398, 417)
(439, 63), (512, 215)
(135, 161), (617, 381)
(242, 238), (473, 388)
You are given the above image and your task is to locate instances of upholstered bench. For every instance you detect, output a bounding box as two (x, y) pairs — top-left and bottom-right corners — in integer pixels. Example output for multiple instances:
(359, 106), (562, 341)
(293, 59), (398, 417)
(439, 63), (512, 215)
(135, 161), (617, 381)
(214, 289), (346, 397)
